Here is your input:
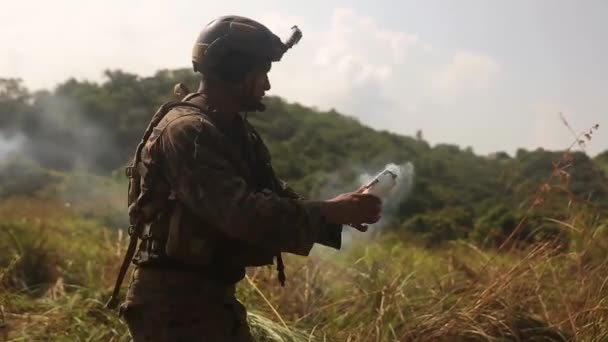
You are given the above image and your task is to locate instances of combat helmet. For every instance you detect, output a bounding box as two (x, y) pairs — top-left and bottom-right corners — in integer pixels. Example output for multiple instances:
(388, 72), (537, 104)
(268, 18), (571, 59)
(192, 15), (302, 82)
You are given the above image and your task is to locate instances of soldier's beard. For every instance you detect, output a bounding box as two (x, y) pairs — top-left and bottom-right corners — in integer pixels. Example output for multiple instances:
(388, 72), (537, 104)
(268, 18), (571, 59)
(241, 97), (266, 112)
(238, 84), (266, 112)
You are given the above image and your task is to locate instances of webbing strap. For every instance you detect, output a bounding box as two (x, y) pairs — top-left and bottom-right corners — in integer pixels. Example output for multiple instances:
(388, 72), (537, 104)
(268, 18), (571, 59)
(105, 223), (141, 309)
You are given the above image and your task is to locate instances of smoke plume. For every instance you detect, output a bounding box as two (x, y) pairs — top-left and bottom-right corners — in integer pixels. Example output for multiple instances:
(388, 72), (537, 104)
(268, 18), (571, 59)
(341, 162), (416, 247)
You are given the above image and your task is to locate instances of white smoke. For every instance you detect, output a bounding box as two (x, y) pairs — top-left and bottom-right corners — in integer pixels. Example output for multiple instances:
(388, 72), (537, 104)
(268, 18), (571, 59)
(341, 162), (415, 246)
(0, 132), (25, 162)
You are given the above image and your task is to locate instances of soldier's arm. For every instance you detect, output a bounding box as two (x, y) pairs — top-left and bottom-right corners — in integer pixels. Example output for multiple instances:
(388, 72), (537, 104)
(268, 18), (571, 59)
(253, 128), (343, 249)
(158, 116), (340, 255)
(273, 179), (342, 248)
(275, 179), (303, 200)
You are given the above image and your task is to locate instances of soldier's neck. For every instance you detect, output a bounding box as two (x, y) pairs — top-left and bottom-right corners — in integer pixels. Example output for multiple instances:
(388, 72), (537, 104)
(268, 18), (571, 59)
(198, 84), (241, 125)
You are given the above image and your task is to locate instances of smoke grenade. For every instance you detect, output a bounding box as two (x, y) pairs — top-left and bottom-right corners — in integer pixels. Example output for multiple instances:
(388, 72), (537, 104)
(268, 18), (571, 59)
(337, 162), (415, 247)
(362, 169), (398, 197)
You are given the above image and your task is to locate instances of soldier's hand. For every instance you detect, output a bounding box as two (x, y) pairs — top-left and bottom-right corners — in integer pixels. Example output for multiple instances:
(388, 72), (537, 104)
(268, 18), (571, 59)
(349, 223), (369, 232)
(355, 184), (370, 193)
(320, 192), (382, 226)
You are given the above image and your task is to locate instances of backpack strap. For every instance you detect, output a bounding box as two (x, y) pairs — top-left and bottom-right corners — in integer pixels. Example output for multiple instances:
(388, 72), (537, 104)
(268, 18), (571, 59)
(106, 100), (205, 310)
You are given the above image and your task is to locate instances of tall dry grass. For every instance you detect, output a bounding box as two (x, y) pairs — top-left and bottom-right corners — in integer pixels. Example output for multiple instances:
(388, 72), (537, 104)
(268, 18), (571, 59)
(242, 213), (607, 341)
(0, 199), (607, 341)
(1, 122), (606, 341)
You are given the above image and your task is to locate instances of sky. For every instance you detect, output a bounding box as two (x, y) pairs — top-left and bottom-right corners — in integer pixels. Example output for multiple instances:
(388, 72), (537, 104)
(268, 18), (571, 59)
(1, 0), (606, 156)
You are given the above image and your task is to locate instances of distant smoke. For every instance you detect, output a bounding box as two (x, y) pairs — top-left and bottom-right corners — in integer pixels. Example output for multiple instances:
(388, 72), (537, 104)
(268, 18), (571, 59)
(0, 95), (128, 225)
(0, 94), (122, 172)
(0, 132), (25, 161)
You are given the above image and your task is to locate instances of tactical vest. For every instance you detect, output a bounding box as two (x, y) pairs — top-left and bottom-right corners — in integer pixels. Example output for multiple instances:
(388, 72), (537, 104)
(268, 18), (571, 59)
(107, 95), (284, 309)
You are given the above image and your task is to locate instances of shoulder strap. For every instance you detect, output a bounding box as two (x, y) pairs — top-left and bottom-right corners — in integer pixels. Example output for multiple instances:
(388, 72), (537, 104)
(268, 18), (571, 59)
(126, 100), (204, 205)
(106, 100), (205, 310)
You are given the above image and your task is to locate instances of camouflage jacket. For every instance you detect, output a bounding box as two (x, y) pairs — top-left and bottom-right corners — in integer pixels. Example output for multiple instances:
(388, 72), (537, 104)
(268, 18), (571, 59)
(132, 94), (342, 279)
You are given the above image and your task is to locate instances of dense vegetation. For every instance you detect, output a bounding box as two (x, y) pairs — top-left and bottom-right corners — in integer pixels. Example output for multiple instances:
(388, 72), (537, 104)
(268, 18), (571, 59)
(0, 70), (607, 341)
(2, 71), (606, 245)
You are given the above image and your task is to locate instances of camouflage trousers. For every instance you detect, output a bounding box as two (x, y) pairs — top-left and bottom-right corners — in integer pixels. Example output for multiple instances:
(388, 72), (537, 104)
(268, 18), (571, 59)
(120, 267), (254, 342)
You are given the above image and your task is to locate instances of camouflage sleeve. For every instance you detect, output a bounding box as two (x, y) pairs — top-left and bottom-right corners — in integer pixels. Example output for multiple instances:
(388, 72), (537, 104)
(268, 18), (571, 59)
(274, 179), (342, 249)
(275, 179), (303, 200)
(157, 115), (340, 255)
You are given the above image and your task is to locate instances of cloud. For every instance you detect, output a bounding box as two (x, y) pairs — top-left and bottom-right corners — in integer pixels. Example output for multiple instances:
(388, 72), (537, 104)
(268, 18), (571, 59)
(434, 51), (500, 96)
(266, 8), (503, 139)
(313, 8), (420, 86)
(0, 1), (197, 90)
(263, 7), (425, 135)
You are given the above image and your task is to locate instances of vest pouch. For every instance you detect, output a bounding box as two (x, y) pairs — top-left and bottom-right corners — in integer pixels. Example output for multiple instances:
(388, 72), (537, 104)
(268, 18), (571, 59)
(165, 201), (217, 266)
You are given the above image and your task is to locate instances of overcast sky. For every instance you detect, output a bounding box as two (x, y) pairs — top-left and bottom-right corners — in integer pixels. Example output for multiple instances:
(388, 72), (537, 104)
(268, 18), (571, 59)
(1, 0), (606, 156)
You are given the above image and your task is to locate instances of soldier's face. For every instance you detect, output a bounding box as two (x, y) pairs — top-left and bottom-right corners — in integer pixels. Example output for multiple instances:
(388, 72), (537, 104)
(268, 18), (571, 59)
(238, 63), (271, 111)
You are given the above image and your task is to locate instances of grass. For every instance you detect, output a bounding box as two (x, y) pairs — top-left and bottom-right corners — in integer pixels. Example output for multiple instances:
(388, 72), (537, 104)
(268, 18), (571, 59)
(1, 159), (608, 341)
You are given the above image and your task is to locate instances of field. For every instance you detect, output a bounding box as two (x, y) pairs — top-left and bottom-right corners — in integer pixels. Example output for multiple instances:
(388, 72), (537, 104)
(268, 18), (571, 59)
(1, 185), (608, 341)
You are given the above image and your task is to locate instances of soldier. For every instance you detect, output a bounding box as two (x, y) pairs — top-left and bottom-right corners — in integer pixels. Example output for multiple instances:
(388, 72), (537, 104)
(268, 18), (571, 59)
(109, 15), (382, 341)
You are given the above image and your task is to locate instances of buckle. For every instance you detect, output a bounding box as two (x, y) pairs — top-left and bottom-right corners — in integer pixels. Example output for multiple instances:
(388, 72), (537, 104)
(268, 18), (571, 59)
(127, 225), (136, 236)
(125, 166), (134, 178)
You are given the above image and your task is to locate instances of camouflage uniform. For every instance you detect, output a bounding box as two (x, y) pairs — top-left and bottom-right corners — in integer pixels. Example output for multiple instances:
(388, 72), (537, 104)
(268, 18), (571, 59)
(120, 94), (342, 341)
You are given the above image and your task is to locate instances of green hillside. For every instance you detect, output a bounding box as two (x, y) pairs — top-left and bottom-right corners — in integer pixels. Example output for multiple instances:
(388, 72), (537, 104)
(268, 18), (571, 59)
(1, 70), (607, 246)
